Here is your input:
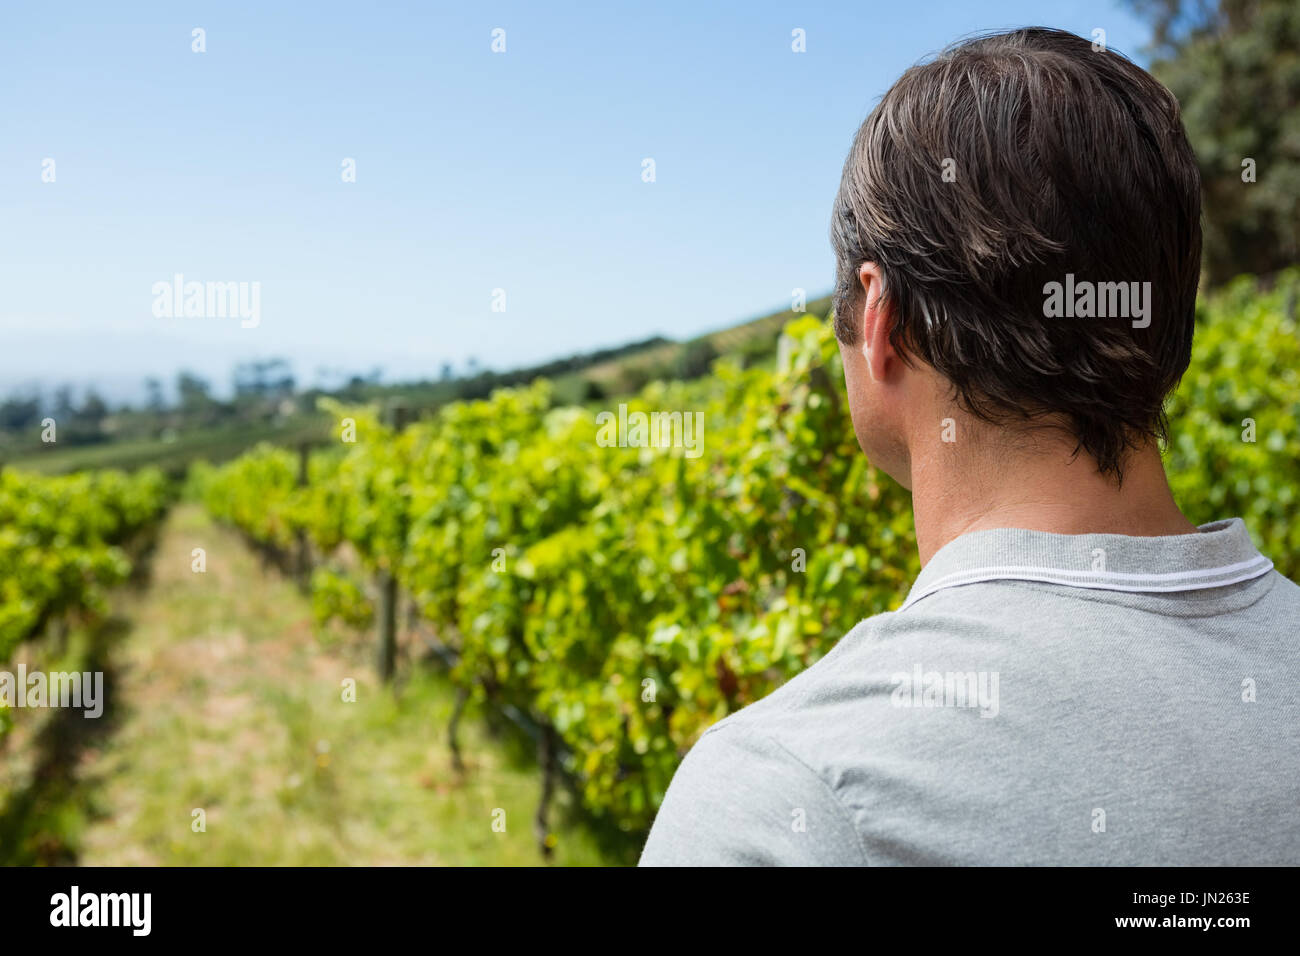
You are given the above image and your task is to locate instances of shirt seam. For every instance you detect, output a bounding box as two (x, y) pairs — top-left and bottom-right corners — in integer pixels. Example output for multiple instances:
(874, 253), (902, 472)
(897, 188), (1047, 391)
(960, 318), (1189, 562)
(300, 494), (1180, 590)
(707, 721), (872, 867)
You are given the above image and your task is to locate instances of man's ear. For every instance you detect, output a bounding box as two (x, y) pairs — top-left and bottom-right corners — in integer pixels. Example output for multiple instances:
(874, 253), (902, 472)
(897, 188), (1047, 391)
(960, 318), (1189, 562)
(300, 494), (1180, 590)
(857, 262), (897, 383)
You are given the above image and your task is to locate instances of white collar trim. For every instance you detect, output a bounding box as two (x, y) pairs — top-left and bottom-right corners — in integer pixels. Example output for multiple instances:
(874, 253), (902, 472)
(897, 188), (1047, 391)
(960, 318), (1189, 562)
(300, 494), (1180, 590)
(899, 554), (1274, 612)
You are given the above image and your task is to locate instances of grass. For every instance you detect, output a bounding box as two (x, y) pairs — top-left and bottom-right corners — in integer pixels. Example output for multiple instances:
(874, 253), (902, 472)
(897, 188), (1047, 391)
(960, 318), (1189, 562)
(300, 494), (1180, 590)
(2, 504), (613, 866)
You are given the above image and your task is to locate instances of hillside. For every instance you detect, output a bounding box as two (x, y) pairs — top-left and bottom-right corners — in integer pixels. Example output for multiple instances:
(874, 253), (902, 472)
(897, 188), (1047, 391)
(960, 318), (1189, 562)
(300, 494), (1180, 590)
(5, 293), (833, 476)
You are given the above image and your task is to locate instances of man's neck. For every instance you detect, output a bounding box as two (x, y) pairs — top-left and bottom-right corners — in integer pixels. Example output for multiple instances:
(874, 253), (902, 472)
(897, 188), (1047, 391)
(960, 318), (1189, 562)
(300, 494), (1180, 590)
(908, 434), (1200, 567)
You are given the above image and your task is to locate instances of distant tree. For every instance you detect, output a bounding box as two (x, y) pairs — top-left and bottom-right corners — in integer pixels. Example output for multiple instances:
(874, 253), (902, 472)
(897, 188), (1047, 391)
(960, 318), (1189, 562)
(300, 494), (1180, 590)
(233, 362), (261, 398)
(177, 371), (213, 412)
(1128, 0), (1222, 52)
(618, 364), (654, 395)
(234, 359), (295, 399)
(79, 389), (109, 425)
(144, 377), (166, 412)
(0, 391), (40, 431)
(675, 338), (720, 380)
(52, 385), (76, 419)
(1128, 0), (1300, 283)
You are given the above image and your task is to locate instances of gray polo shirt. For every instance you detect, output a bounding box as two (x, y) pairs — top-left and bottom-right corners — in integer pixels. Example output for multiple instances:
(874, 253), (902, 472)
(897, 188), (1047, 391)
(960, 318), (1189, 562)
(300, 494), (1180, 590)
(639, 518), (1300, 865)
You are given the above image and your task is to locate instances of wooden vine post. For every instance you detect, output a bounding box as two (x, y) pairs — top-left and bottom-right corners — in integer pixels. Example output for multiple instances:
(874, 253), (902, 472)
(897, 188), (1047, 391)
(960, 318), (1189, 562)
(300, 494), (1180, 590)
(376, 402), (410, 683)
(535, 723), (558, 860)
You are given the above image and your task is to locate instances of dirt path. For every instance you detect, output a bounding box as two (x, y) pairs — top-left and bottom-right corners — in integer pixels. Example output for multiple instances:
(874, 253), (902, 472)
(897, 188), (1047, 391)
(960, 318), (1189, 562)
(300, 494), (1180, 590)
(74, 504), (605, 865)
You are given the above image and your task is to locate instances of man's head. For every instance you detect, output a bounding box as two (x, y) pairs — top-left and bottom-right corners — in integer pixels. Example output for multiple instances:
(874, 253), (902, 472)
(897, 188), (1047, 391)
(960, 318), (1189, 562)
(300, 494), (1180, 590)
(830, 27), (1202, 488)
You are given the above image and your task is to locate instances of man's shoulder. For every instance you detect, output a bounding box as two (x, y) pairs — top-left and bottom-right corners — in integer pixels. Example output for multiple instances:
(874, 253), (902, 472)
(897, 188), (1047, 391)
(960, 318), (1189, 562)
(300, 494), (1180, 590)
(680, 610), (919, 790)
(638, 692), (869, 865)
(1266, 568), (1300, 601)
(637, 615), (901, 866)
(711, 598), (999, 736)
(643, 555), (1300, 865)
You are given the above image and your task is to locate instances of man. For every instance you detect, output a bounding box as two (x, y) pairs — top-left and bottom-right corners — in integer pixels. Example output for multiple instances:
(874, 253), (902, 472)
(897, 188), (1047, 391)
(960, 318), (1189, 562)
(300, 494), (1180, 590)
(639, 27), (1300, 866)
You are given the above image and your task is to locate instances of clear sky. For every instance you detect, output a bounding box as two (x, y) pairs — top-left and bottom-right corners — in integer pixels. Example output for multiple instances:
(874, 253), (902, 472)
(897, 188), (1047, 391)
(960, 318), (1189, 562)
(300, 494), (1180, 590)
(0, 0), (1150, 402)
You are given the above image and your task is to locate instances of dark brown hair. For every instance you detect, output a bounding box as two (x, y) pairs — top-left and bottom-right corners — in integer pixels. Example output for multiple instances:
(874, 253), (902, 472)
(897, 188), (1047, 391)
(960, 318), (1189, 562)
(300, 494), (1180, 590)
(830, 27), (1202, 479)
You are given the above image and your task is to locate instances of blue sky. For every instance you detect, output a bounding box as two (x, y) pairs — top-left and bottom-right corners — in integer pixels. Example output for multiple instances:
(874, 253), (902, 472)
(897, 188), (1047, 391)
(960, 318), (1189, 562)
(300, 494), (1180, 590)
(0, 0), (1151, 402)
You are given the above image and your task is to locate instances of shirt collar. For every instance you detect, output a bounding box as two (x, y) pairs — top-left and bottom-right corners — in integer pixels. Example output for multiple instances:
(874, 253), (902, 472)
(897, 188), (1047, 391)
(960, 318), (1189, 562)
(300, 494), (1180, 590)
(899, 518), (1273, 612)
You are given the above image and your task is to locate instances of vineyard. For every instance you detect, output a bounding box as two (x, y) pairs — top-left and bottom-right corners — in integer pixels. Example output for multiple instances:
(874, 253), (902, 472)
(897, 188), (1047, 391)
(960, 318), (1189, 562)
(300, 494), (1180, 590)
(0, 467), (169, 686)
(195, 314), (918, 839)
(1, 273), (1295, 856)
(191, 271), (1300, 843)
